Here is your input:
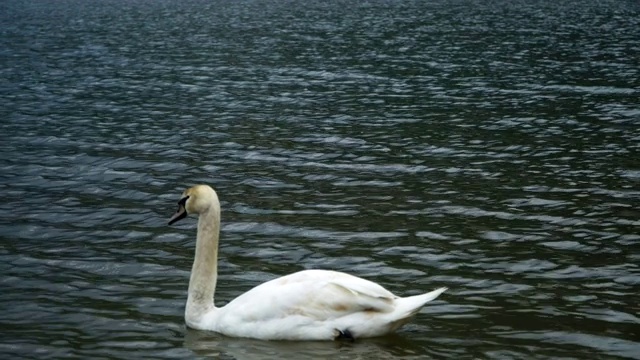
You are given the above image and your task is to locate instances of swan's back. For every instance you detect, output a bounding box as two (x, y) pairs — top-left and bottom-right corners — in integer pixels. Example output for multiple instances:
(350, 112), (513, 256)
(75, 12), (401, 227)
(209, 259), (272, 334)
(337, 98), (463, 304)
(201, 269), (446, 340)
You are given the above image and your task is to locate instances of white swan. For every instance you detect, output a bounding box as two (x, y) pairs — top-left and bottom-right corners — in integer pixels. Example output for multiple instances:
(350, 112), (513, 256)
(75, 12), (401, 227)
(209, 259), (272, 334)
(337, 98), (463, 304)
(168, 185), (447, 341)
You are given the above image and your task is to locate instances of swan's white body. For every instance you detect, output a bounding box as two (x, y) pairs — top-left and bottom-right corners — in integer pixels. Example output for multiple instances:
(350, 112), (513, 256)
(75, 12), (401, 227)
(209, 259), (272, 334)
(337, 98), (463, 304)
(169, 185), (447, 341)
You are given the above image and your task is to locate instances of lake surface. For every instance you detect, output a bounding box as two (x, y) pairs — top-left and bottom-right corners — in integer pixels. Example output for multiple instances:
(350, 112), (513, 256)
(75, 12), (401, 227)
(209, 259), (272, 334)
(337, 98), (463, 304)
(1, 0), (639, 358)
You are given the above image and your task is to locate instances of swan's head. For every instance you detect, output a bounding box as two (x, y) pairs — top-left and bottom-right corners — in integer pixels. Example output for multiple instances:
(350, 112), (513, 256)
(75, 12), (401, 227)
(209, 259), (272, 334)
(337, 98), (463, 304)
(168, 185), (219, 225)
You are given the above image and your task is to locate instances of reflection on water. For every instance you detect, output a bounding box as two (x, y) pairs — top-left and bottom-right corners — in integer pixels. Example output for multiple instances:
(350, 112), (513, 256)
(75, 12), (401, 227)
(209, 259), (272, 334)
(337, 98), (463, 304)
(184, 330), (429, 360)
(1, 0), (639, 359)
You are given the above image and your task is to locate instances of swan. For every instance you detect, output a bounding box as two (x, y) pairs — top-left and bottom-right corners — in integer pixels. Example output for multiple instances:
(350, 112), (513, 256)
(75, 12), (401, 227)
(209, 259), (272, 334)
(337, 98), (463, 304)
(168, 184), (447, 341)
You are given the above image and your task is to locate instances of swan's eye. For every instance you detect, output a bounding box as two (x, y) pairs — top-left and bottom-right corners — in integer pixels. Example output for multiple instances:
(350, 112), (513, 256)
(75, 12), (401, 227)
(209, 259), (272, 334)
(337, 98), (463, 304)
(178, 196), (190, 206)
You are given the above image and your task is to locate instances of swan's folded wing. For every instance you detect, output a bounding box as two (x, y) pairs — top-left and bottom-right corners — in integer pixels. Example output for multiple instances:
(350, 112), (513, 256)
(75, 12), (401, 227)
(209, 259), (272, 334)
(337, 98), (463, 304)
(220, 271), (397, 323)
(300, 280), (396, 319)
(328, 276), (396, 301)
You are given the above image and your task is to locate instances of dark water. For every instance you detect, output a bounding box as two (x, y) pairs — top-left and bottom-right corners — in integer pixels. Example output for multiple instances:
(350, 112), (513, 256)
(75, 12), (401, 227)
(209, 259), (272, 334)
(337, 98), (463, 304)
(1, 0), (639, 358)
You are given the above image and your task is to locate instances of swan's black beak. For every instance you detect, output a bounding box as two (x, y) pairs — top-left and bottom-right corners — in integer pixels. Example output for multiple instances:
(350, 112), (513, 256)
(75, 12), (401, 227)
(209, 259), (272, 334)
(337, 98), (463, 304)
(168, 196), (189, 225)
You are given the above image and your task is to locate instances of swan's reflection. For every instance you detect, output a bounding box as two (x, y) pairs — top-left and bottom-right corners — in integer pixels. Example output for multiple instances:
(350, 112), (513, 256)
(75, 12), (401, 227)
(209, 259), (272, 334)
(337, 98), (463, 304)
(184, 329), (429, 360)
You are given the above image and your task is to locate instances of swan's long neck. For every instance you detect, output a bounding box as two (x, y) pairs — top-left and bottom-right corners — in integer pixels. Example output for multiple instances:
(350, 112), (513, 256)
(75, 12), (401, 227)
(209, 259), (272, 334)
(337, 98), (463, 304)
(186, 204), (220, 323)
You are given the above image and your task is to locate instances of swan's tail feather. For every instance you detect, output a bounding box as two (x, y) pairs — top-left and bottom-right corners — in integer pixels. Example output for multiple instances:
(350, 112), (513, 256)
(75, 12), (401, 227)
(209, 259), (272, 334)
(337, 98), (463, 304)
(395, 287), (448, 318)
